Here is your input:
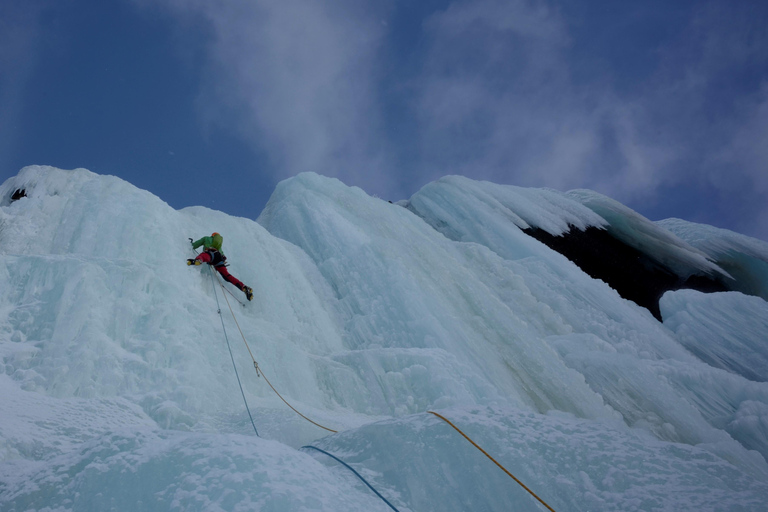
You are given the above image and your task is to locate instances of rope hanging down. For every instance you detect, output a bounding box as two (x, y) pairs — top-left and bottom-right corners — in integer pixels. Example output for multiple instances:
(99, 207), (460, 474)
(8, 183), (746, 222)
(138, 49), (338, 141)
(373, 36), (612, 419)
(208, 267), (260, 437)
(213, 271), (338, 434)
(301, 445), (400, 512)
(428, 411), (556, 512)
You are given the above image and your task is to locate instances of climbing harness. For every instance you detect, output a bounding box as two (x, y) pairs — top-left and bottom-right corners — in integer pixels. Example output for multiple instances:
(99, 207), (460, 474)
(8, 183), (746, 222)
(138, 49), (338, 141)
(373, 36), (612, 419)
(301, 445), (400, 512)
(189, 241), (243, 303)
(428, 411), (556, 512)
(205, 248), (227, 267)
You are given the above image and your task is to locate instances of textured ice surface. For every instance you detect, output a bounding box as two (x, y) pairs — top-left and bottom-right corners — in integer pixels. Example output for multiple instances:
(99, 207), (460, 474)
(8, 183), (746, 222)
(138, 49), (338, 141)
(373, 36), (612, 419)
(567, 189), (728, 279)
(2, 166), (768, 511)
(659, 217), (768, 299)
(660, 290), (768, 383)
(405, 175), (607, 238)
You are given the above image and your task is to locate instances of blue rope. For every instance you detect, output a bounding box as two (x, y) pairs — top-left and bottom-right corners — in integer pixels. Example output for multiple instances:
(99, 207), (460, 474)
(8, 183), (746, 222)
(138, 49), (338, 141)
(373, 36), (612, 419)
(208, 266), (260, 437)
(301, 445), (400, 512)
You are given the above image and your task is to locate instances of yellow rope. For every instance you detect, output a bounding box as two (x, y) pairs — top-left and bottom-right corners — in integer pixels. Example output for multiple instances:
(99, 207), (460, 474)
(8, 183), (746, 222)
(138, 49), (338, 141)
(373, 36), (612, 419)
(216, 275), (338, 434)
(218, 281), (259, 365)
(428, 411), (556, 512)
(258, 367), (337, 433)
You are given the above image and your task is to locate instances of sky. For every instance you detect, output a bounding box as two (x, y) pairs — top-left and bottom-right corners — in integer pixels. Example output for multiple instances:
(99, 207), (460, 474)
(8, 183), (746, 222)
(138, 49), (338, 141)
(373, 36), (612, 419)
(1, 0), (767, 241)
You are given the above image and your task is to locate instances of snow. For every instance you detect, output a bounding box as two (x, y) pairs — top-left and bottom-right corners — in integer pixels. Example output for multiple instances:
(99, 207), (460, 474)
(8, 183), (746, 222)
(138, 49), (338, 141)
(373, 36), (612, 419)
(2, 166), (768, 511)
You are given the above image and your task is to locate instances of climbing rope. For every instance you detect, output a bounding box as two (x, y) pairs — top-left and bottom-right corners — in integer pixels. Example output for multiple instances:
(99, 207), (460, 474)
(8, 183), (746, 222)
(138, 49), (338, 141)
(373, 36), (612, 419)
(221, 280), (247, 307)
(301, 445), (400, 512)
(256, 366), (338, 433)
(428, 411), (556, 512)
(212, 271), (338, 434)
(208, 266), (260, 437)
(216, 276), (259, 365)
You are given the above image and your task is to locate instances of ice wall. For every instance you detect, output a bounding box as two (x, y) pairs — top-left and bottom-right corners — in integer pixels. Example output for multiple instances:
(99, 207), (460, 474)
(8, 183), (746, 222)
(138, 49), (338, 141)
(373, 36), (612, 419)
(660, 290), (768, 383)
(659, 218), (768, 300)
(2, 167), (768, 511)
(0, 166), (348, 438)
(404, 177), (739, 321)
(567, 190), (727, 279)
(257, 173), (615, 420)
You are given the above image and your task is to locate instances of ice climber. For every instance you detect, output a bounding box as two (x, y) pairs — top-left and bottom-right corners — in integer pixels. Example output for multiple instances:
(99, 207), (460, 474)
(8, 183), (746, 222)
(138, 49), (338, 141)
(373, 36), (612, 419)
(187, 232), (254, 301)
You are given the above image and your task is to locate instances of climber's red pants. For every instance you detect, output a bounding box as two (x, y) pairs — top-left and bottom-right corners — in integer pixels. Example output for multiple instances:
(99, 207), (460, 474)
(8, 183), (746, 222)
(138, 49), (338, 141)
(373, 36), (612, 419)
(196, 252), (245, 290)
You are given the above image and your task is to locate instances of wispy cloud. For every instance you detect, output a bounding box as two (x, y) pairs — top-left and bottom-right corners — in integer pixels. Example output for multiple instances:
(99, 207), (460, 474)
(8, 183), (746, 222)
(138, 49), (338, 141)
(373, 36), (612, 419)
(411, 0), (694, 200)
(413, 0), (600, 189)
(133, 0), (393, 192)
(637, 1), (768, 237)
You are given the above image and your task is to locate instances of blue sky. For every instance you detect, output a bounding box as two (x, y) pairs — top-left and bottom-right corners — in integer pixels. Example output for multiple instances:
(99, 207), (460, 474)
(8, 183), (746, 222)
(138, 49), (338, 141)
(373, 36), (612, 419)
(2, 0), (767, 240)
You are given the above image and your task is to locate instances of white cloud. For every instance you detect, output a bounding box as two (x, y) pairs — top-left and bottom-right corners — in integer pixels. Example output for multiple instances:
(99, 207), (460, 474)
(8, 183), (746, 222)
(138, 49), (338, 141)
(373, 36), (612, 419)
(133, 0), (394, 192)
(413, 0), (623, 194)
